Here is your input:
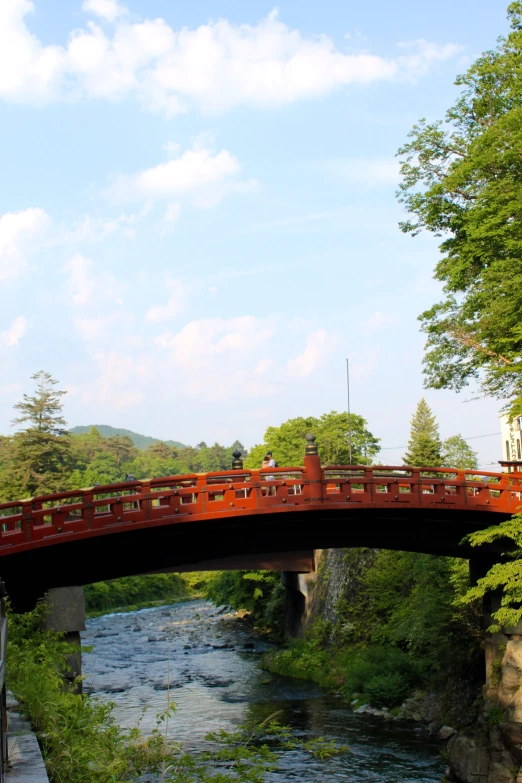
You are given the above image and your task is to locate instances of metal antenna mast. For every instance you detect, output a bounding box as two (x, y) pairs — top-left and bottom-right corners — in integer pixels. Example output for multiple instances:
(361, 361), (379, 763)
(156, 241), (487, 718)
(346, 358), (352, 464)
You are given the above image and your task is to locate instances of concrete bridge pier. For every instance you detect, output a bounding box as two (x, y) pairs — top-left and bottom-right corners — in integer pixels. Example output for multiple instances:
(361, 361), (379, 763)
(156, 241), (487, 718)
(42, 586), (85, 691)
(281, 570), (317, 638)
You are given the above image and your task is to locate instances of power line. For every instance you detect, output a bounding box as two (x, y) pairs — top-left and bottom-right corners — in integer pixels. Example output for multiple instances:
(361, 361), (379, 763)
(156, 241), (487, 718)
(378, 431), (501, 451)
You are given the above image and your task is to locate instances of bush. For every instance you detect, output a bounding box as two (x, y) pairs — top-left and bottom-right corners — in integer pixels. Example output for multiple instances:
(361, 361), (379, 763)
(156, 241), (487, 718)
(203, 570), (285, 634)
(265, 643), (423, 706)
(364, 672), (410, 708)
(341, 645), (423, 697)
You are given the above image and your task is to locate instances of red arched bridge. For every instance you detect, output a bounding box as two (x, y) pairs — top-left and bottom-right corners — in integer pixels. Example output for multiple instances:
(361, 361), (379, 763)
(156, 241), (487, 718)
(1, 438), (520, 609)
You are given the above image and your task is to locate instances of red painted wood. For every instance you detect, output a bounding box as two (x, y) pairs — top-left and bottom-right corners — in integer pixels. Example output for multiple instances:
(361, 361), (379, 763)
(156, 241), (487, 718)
(0, 459), (520, 558)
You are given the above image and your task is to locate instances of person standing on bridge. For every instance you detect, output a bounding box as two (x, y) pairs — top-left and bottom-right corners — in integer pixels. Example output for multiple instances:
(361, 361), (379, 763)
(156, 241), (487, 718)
(262, 452), (276, 494)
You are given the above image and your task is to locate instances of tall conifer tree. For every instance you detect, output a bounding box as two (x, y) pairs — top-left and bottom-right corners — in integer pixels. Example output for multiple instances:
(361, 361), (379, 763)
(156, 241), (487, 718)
(403, 399), (442, 467)
(10, 371), (71, 497)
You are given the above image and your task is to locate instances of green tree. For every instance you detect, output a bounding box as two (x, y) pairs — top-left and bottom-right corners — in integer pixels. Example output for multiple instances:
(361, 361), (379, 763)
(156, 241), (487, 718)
(204, 570), (285, 635)
(245, 412), (379, 469)
(68, 452), (122, 488)
(7, 371), (72, 497)
(397, 2), (522, 417)
(403, 399), (442, 467)
(464, 512), (522, 631)
(104, 435), (137, 467)
(442, 434), (479, 470)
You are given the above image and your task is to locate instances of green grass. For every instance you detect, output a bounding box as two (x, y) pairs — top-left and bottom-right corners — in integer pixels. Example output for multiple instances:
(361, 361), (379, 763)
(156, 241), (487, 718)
(262, 641), (424, 708)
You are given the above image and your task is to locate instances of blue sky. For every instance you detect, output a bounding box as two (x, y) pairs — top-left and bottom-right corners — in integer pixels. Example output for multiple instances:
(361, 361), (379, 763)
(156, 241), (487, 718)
(0, 0), (511, 466)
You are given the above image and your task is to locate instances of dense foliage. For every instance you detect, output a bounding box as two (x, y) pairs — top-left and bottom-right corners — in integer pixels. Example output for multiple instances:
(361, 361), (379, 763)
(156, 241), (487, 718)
(84, 573), (205, 616)
(264, 549), (482, 718)
(245, 411), (380, 468)
(203, 571), (285, 635)
(464, 511), (522, 630)
(442, 434), (479, 471)
(397, 2), (522, 418)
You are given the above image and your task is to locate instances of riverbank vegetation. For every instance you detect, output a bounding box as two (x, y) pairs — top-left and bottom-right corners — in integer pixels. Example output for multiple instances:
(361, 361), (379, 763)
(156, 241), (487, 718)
(263, 550), (482, 724)
(213, 401), (484, 725)
(84, 573), (214, 617)
(203, 570), (286, 635)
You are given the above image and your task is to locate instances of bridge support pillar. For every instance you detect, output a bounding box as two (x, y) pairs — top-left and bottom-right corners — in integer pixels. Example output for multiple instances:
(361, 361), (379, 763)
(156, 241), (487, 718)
(281, 570), (317, 638)
(43, 587), (86, 691)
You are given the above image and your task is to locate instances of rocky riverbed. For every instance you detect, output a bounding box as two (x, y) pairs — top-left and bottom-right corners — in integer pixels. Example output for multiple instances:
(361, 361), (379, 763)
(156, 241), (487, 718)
(82, 599), (445, 781)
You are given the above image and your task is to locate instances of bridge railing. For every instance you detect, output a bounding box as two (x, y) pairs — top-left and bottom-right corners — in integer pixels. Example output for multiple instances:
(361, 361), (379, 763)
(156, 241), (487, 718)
(321, 465), (521, 509)
(0, 462), (520, 552)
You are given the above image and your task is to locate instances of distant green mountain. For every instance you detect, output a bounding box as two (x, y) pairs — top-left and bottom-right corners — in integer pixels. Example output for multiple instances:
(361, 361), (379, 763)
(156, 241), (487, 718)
(69, 425), (185, 451)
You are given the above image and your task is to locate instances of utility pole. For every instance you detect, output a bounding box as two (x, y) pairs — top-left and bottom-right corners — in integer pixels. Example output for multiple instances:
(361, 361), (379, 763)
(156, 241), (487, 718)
(346, 358), (352, 464)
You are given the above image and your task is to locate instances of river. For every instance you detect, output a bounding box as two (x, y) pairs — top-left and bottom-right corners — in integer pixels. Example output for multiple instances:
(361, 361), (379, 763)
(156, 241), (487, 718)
(82, 599), (444, 782)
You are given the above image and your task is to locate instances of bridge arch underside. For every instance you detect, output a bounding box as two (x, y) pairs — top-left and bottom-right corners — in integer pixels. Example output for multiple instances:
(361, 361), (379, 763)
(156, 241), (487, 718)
(3, 506), (511, 611)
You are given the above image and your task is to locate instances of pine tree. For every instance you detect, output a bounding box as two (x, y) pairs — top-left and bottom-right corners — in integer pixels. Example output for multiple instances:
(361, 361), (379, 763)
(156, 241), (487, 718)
(403, 399), (442, 467)
(9, 371), (72, 497)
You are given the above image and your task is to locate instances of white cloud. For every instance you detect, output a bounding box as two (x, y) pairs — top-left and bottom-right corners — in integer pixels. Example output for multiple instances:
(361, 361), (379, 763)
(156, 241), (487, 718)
(0, 3), (462, 113)
(63, 253), (123, 306)
(72, 350), (148, 407)
(287, 329), (334, 377)
(82, 0), (127, 23)
(156, 202), (181, 235)
(396, 39), (463, 78)
(360, 311), (395, 333)
(105, 143), (252, 206)
(327, 157), (400, 187)
(60, 207), (150, 244)
(157, 316), (272, 369)
(0, 207), (50, 281)
(146, 278), (189, 322)
(0, 316), (27, 348)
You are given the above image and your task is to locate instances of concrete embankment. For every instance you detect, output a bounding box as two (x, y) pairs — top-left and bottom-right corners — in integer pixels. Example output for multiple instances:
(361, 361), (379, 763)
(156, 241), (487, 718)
(6, 694), (48, 783)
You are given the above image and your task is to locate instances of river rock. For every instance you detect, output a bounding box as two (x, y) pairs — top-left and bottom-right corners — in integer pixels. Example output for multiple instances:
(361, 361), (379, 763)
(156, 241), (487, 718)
(447, 734), (489, 782)
(500, 722), (522, 762)
(440, 726), (457, 740)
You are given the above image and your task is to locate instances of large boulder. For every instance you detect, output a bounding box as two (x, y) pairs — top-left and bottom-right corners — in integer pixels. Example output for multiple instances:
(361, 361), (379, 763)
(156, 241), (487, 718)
(447, 734), (489, 783)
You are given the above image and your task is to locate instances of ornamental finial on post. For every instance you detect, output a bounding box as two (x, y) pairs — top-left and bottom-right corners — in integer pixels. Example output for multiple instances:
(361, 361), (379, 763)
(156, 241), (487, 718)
(232, 449), (243, 470)
(305, 433), (318, 456)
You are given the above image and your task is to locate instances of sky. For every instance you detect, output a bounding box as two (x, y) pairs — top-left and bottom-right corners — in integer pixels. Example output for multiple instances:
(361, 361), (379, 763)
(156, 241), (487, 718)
(0, 0), (512, 468)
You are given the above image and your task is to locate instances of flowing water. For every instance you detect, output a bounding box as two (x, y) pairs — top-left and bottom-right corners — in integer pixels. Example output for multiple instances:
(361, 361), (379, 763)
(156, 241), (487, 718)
(82, 599), (444, 782)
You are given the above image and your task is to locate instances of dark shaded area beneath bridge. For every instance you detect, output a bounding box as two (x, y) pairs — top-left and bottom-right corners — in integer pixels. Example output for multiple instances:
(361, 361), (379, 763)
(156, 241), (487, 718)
(4, 506), (512, 611)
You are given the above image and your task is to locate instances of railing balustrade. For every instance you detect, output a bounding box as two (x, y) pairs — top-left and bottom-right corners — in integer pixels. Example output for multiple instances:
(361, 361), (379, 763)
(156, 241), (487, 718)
(0, 464), (519, 555)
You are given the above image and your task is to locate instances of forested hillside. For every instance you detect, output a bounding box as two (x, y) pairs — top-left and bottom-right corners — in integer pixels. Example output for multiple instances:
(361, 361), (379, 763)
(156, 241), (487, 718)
(0, 372), (246, 501)
(69, 425), (185, 450)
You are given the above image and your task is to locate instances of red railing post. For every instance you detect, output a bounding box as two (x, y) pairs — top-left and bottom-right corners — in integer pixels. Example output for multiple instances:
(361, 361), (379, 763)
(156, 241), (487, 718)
(303, 434), (324, 503)
(21, 498), (33, 542)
